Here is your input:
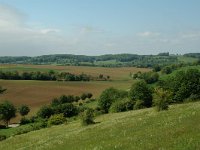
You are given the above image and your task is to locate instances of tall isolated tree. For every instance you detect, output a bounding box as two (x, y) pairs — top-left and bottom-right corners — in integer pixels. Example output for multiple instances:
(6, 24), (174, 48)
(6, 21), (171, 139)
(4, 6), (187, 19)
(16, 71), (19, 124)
(0, 101), (17, 127)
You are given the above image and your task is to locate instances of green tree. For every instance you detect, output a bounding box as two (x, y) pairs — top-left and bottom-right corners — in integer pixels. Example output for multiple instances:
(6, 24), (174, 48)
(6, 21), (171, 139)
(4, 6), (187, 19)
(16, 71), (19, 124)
(80, 108), (95, 126)
(160, 69), (200, 102)
(153, 88), (172, 111)
(161, 66), (172, 74)
(47, 113), (66, 126)
(37, 105), (54, 119)
(98, 87), (128, 113)
(87, 93), (93, 99)
(153, 65), (161, 72)
(18, 105), (30, 117)
(129, 80), (153, 108)
(0, 101), (17, 127)
(81, 93), (87, 100)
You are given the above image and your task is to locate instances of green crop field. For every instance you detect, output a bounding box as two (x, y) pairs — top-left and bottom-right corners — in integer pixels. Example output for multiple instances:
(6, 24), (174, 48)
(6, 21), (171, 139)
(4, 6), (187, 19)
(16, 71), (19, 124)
(0, 102), (199, 150)
(0, 64), (150, 122)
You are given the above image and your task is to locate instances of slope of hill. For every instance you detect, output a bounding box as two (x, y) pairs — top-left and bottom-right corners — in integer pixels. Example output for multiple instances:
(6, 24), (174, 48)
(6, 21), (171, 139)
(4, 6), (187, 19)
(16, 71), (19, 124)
(0, 102), (199, 150)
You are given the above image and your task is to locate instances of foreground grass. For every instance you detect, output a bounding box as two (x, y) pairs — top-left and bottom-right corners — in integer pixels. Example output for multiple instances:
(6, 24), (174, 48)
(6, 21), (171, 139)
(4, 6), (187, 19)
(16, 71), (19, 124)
(0, 102), (200, 150)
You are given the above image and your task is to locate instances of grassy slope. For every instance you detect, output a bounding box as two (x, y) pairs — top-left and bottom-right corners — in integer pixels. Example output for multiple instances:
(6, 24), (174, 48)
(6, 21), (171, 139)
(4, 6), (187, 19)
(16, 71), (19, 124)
(0, 102), (200, 150)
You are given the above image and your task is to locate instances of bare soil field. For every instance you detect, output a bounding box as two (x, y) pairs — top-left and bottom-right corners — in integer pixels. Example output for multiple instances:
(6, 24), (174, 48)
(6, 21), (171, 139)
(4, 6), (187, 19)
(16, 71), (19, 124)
(0, 65), (150, 122)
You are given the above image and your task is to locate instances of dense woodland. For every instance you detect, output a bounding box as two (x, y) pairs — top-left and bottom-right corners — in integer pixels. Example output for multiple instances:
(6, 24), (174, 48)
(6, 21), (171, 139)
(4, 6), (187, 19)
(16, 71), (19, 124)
(0, 53), (180, 67)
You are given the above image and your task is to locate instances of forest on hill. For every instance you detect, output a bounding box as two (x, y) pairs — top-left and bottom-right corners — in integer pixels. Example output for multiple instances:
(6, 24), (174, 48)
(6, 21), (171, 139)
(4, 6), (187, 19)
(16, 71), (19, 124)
(0, 53), (181, 67)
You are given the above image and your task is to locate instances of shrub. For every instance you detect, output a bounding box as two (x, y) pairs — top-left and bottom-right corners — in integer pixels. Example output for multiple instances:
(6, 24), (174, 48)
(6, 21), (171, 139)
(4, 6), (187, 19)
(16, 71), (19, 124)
(59, 95), (74, 104)
(98, 87), (128, 113)
(185, 94), (200, 102)
(47, 114), (66, 126)
(51, 98), (61, 107)
(109, 99), (134, 113)
(81, 108), (95, 126)
(87, 93), (93, 99)
(81, 93), (87, 100)
(133, 100), (145, 110)
(0, 135), (6, 141)
(37, 105), (54, 119)
(129, 80), (153, 108)
(153, 65), (161, 72)
(18, 105), (30, 116)
(160, 69), (200, 103)
(15, 121), (47, 135)
(153, 88), (172, 111)
(161, 66), (172, 74)
(53, 103), (78, 118)
(75, 96), (81, 102)
(78, 106), (88, 113)
(20, 117), (31, 125)
(0, 125), (6, 129)
(134, 71), (159, 84)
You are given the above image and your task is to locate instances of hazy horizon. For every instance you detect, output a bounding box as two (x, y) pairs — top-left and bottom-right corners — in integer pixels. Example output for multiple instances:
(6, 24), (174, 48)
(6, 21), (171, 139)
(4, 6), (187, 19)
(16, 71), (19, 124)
(0, 0), (200, 56)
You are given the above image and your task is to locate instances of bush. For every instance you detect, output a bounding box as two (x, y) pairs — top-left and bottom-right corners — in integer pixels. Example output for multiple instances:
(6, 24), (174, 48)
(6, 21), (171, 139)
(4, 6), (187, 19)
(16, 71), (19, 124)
(81, 93), (87, 100)
(80, 108), (95, 126)
(153, 88), (172, 111)
(0, 135), (6, 141)
(47, 114), (66, 126)
(20, 117), (31, 125)
(78, 106), (88, 113)
(0, 125), (6, 129)
(18, 105), (30, 116)
(15, 121), (47, 135)
(98, 87), (128, 113)
(52, 103), (78, 118)
(133, 100), (145, 110)
(37, 105), (54, 119)
(161, 66), (172, 74)
(51, 98), (61, 107)
(87, 93), (93, 99)
(109, 99), (134, 113)
(129, 80), (153, 108)
(160, 69), (200, 103)
(185, 94), (200, 102)
(134, 71), (159, 84)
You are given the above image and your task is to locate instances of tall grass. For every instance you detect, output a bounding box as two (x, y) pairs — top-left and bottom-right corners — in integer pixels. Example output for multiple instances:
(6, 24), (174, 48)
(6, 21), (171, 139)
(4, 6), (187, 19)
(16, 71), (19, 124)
(0, 102), (199, 150)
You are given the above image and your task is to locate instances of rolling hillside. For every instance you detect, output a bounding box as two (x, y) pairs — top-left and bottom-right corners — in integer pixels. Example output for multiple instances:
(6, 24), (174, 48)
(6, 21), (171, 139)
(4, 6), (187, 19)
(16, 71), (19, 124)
(0, 101), (199, 150)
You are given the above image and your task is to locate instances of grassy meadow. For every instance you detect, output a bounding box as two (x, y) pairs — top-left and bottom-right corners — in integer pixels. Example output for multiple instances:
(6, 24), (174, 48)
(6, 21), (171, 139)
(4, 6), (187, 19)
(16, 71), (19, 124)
(0, 64), (150, 122)
(0, 101), (199, 150)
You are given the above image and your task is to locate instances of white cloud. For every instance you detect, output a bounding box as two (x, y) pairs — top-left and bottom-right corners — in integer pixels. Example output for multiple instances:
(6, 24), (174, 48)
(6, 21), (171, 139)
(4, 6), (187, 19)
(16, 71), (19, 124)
(0, 3), (199, 56)
(137, 31), (160, 37)
(180, 31), (200, 39)
(0, 4), (66, 56)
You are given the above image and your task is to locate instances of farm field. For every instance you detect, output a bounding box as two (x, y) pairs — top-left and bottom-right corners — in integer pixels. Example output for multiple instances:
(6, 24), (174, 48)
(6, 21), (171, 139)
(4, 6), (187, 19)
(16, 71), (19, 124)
(0, 101), (199, 150)
(0, 64), (150, 122)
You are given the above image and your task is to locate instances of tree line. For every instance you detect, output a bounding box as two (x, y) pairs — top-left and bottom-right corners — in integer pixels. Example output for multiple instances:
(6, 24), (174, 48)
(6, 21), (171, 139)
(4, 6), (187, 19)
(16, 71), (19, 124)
(0, 71), (110, 81)
(99, 68), (200, 113)
(0, 70), (90, 81)
(0, 53), (179, 68)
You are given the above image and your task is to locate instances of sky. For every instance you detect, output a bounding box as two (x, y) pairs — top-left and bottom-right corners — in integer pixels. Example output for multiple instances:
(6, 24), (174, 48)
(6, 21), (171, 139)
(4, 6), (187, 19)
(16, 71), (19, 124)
(0, 0), (200, 56)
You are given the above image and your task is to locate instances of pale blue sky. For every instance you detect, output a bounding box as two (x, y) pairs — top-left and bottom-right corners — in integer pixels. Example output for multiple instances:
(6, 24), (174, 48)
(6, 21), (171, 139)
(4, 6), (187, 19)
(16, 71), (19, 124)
(0, 0), (200, 56)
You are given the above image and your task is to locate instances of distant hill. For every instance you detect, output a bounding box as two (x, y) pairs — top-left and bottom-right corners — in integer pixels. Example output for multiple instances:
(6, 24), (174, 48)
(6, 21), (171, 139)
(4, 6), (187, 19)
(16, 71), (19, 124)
(0, 53), (179, 68)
